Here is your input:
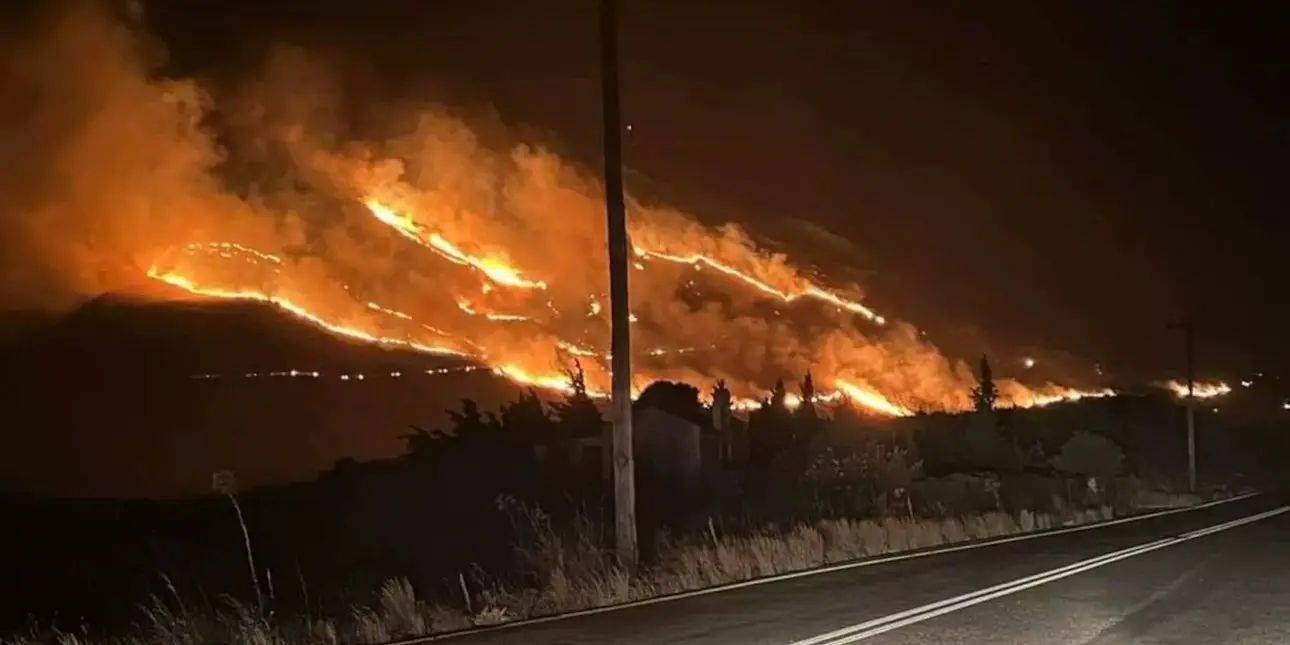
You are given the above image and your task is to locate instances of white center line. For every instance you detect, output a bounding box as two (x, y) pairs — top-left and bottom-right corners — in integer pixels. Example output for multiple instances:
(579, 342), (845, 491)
(788, 505), (1290, 645)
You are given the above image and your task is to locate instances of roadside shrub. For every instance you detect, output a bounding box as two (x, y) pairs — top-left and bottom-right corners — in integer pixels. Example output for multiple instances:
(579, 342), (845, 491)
(908, 474), (999, 516)
(801, 441), (922, 518)
(1052, 432), (1124, 480)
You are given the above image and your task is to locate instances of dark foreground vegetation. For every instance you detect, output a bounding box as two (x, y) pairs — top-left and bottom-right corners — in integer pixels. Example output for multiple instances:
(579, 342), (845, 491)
(2, 358), (1284, 645)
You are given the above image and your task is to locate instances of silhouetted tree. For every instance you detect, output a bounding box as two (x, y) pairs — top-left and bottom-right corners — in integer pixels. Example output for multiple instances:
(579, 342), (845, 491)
(770, 377), (788, 409)
(831, 392), (863, 429)
(793, 371), (823, 446)
(710, 380), (732, 428)
(499, 388), (553, 440)
(748, 378), (793, 467)
(549, 360), (604, 439)
(799, 372), (816, 415)
(399, 425), (447, 458)
(636, 380), (706, 426)
(447, 398), (502, 438)
(709, 379), (737, 462)
(971, 355), (1000, 412)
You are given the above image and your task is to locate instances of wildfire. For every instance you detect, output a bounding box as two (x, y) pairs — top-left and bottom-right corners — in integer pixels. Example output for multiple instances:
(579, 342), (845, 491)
(365, 199), (883, 322)
(365, 200), (547, 290)
(834, 379), (913, 416)
(1011, 387), (1117, 408)
(7, 0), (1148, 480)
(1162, 380), (1232, 399)
(632, 248), (886, 324)
(143, 232), (1119, 417)
(124, 149), (1125, 420)
(146, 265), (469, 358)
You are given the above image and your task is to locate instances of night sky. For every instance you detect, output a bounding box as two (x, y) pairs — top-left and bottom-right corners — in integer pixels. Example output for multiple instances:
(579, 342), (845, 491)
(135, 0), (1286, 382)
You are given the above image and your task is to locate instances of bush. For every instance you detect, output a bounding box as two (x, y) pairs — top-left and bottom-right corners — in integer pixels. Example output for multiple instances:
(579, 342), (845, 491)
(801, 441), (922, 518)
(908, 474), (1000, 516)
(962, 414), (1024, 473)
(997, 474), (1066, 515)
(1052, 432), (1124, 479)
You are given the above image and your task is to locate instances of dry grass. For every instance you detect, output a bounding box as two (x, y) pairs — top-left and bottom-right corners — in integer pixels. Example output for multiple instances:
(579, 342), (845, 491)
(0, 498), (1176, 645)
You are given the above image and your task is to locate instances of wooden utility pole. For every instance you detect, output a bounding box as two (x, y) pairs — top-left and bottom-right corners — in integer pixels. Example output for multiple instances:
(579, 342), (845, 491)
(599, 0), (638, 570)
(1168, 319), (1198, 491)
(1183, 319), (1197, 491)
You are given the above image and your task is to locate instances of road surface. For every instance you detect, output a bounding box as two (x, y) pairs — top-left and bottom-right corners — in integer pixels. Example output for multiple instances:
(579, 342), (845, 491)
(416, 495), (1290, 644)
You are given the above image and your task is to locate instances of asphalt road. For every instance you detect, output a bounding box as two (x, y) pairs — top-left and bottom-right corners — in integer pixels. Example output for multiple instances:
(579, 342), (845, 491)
(419, 495), (1290, 645)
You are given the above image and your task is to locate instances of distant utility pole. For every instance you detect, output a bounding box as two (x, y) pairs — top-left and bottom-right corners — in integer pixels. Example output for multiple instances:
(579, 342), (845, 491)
(1168, 318), (1197, 491)
(599, 0), (638, 570)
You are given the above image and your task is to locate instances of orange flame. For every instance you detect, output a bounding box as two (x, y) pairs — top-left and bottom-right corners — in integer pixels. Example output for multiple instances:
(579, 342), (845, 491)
(365, 200), (547, 290)
(147, 265), (468, 358)
(1162, 380), (1232, 399)
(146, 232), (1120, 418)
(633, 248), (886, 324)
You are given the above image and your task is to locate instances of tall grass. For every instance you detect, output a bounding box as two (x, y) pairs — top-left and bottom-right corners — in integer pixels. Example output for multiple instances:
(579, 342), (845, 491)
(2, 482), (1218, 645)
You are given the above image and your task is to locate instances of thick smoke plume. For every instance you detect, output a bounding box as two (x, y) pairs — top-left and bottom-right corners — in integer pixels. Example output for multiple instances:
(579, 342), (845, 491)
(0, 2), (1092, 412)
(0, 2), (284, 308)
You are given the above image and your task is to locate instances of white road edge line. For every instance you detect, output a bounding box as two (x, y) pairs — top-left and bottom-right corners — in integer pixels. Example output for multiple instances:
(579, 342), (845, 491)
(400, 492), (1257, 643)
(795, 504), (1290, 645)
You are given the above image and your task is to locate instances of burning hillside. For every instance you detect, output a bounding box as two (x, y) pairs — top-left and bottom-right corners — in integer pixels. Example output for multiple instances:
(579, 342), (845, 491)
(2, 3), (1113, 417)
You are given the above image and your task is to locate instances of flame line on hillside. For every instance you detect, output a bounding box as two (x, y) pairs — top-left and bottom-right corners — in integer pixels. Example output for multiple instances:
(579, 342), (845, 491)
(146, 260), (921, 416)
(365, 200), (547, 289)
(632, 248), (886, 324)
(146, 267), (472, 358)
(148, 223), (1118, 418)
(1162, 380), (1232, 399)
(364, 200), (885, 324)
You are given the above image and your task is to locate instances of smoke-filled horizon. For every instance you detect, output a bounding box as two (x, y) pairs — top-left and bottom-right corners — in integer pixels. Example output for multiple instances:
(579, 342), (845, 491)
(0, 2), (1201, 415)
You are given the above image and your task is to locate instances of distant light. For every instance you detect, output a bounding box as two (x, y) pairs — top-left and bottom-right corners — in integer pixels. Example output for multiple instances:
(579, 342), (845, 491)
(1241, 380), (1254, 387)
(1212, 408), (1219, 413)
(625, 124), (633, 132)
(1022, 357), (1036, 369)
(1283, 401), (1290, 410)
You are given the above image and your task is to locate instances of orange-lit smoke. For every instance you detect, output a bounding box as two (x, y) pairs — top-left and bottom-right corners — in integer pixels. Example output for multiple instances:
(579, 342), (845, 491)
(1, 4), (1109, 416)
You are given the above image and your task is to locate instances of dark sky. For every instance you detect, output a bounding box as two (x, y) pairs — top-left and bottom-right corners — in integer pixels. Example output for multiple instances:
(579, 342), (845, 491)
(12, 0), (1290, 381)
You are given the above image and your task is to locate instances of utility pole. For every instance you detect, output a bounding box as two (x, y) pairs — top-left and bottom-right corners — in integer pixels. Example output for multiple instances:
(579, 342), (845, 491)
(599, 0), (638, 570)
(1184, 319), (1196, 492)
(1168, 318), (1197, 491)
